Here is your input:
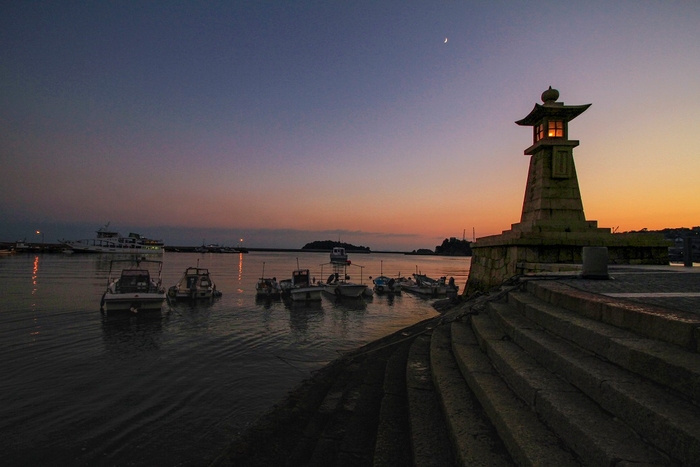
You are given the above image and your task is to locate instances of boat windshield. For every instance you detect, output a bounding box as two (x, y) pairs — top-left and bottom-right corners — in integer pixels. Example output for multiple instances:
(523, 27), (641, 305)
(118, 269), (151, 292)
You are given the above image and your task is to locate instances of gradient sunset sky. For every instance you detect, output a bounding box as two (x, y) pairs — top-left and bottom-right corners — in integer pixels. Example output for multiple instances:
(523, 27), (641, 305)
(2, 1), (698, 250)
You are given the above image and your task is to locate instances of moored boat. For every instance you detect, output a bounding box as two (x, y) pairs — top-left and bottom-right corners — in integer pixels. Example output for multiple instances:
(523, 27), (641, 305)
(280, 268), (322, 302)
(400, 274), (458, 297)
(100, 258), (166, 313)
(323, 277), (368, 298)
(61, 223), (164, 254)
(330, 246), (348, 263)
(255, 262), (282, 298)
(322, 251), (368, 298)
(168, 266), (221, 300)
(372, 275), (401, 294)
(256, 277), (282, 298)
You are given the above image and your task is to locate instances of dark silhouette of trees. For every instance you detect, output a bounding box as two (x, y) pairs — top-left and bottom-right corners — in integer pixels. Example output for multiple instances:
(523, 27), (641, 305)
(435, 237), (472, 256)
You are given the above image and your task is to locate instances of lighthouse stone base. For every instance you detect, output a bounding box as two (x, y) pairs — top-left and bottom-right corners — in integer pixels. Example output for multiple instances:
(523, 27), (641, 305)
(465, 229), (670, 296)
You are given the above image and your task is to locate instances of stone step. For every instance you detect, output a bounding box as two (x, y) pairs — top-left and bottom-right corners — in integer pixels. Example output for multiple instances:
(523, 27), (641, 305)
(450, 320), (580, 467)
(373, 341), (412, 467)
(429, 323), (514, 466)
(508, 288), (700, 402)
(288, 358), (360, 466)
(472, 307), (672, 465)
(335, 346), (394, 467)
(527, 280), (700, 352)
(301, 344), (400, 467)
(211, 357), (347, 467)
(406, 331), (455, 467)
(489, 296), (700, 465)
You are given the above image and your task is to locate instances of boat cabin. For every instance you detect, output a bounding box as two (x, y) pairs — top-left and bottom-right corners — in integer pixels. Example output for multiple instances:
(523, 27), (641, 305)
(330, 247), (348, 263)
(117, 269), (152, 293)
(292, 269), (312, 287)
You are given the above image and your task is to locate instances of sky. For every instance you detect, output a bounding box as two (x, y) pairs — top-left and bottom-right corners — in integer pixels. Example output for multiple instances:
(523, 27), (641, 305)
(1, 1), (699, 251)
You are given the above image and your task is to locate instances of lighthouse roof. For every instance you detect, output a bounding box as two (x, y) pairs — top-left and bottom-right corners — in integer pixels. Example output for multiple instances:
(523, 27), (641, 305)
(515, 87), (590, 126)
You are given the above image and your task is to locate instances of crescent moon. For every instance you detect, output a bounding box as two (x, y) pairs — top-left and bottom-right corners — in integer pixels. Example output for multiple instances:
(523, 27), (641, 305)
(444, 38), (448, 44)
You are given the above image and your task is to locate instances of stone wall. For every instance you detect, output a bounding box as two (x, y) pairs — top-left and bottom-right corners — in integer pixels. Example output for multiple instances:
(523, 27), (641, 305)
(464, 232), (670, 296)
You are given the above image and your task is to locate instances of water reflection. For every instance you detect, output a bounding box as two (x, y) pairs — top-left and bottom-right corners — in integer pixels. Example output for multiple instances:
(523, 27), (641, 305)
(375, 293), (397, 306)
(326, 294), (367, 311)
(31, 255), (39, 294)
(255, 295), (281, 308)
(287, 304), (324, 336)
(100, 312), (164, 355)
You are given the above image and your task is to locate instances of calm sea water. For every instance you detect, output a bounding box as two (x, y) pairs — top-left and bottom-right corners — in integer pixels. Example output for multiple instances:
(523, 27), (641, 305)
(0, 251), (470, 466)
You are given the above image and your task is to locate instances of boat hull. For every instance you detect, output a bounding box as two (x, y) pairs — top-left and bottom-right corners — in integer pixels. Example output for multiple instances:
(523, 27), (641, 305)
(289, 286), (323, 301)
(102, 292), (165, 313)
(372, 276), (402, 294)
(401, 284), (446, 296)
(324, 283), (367, 298)
(171, 289), (214, 300)
(63, 242), (163, 255)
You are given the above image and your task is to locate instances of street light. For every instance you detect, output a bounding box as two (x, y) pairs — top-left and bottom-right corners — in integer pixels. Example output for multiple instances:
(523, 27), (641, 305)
(36, 230), (44, 244)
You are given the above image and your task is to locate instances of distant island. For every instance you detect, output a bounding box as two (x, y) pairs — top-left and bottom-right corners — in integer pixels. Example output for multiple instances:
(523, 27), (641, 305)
(301, 240), (371, 253)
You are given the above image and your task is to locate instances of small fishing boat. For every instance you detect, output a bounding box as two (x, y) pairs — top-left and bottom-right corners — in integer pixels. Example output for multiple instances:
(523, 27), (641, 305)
(372, 275), (401, 294)
(322, 252), (368, 298)
(400, 274), (458, 297)
(323, 275), (368, 298)
(280, 268), (322, 302)
(256, 277), (281, 298)
(255, 262), (282, 298)
(101, 258), (166, 313)
(168, 265), (221, 300)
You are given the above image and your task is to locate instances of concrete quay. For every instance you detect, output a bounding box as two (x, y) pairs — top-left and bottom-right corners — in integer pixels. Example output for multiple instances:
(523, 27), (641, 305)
(211, 265), (700, 466)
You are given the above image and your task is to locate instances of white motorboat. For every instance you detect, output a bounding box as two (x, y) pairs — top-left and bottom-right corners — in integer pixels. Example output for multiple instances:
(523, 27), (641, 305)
(280, 268), (322, 302)
(60, 223), (164, 254)
(100, 258), (166, 313)
(323, 276), (368, 298)
(322, 252), (368, 298)
(168, 266), (221, 300)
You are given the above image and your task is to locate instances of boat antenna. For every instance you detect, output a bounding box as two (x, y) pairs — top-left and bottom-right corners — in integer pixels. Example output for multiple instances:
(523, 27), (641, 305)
(296, 257), (300, 270)
(261, 261), (265, 278)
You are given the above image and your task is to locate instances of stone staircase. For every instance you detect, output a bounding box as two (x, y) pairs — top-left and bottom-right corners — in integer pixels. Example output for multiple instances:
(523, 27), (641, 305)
(211, 278), (700, 466)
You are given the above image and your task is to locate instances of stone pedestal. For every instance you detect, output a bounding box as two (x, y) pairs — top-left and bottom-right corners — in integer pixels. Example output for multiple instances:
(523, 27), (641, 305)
(582, 247), (609, 279)
(466, 230), (669, 295)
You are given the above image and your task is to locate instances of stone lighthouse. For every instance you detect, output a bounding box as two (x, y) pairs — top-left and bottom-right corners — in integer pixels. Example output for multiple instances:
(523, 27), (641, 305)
(464, 88), (670, 295)
(512, 86), (605, 234)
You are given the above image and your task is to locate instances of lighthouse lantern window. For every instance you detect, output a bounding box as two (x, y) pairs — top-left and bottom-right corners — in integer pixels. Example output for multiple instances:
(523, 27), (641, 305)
(548, 120), (564, 138)
(535, 123), (545, 142)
